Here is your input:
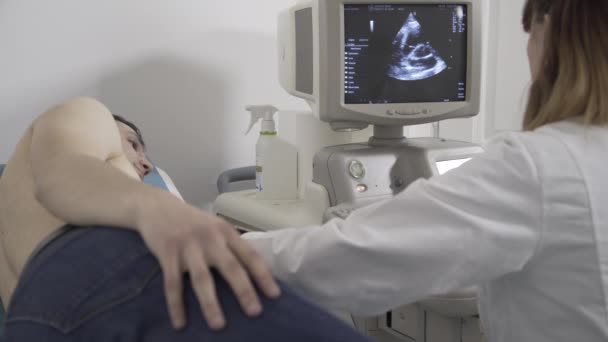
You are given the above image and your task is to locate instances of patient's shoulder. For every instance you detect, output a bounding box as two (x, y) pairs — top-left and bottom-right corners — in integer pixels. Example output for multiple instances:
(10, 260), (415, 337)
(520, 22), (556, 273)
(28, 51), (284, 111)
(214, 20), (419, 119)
(31, 97), (123, 160)
(33, 97), (113, 129)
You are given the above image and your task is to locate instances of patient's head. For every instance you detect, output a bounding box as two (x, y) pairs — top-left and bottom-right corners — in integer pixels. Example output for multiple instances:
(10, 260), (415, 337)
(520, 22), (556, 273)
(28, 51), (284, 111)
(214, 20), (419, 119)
(113, 114), (153, 180)
(522, 0), (608, 130)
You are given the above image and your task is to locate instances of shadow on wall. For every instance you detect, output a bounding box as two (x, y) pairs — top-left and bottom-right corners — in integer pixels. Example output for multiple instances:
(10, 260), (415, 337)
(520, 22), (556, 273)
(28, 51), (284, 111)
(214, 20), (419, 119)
(98, 57), (227, 208)
(0, 83), (100, 162)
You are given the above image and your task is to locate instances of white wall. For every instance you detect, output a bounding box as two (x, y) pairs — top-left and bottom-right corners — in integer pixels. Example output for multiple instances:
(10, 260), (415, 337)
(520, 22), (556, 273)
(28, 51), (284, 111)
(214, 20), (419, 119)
(0, 0), (532, 208)
(0, 0), (308, 208)
(484, 0), (531, 138)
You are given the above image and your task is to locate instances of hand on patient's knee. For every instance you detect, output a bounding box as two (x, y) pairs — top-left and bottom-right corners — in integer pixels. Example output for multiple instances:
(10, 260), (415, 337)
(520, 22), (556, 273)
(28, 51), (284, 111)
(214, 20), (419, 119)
(134, 193), (281, 330)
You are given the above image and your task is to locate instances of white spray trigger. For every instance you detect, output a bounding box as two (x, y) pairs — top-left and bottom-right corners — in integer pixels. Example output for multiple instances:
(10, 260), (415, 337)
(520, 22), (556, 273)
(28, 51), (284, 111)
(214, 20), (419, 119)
(245, 105), (279, 134)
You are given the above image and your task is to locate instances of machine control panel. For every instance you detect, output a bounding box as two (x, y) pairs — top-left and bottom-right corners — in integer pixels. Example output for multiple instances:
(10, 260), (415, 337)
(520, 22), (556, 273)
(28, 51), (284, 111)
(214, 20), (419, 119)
(313, 138), (484, 207)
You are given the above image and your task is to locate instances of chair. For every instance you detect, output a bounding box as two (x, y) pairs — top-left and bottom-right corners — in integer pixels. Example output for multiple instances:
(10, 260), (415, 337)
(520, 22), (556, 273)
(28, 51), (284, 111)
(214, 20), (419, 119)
(216, 166), (256, 194)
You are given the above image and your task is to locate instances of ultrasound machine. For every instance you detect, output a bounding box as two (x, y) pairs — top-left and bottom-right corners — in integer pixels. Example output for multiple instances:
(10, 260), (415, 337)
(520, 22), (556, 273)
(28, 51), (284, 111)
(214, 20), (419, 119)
(215, 1), (485, 341)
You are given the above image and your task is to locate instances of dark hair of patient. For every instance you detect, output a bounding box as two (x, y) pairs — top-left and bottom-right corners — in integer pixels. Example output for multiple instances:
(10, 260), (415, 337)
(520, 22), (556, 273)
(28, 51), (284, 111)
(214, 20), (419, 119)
(113, 114), (146, 149)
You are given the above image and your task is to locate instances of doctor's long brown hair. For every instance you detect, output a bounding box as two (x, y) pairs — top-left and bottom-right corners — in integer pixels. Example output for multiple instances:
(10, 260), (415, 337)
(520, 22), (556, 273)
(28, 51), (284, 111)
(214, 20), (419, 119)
(522, 0), (608, 131)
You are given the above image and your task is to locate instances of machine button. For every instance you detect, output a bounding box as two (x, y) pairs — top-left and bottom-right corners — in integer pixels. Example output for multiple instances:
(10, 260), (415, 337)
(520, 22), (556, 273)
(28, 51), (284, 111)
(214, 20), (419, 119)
(395, 110), (421, 116)
(356, 184), (368, 193)
(348, 160), (366, 179)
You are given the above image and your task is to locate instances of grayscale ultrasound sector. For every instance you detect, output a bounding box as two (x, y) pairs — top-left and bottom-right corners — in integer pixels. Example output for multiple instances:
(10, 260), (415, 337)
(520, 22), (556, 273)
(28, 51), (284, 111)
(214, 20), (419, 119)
(388, 13), (447, 81)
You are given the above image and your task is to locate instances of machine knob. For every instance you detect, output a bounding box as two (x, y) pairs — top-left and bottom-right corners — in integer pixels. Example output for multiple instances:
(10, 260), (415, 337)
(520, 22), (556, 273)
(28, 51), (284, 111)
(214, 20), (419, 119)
(348, 160), (366, 179)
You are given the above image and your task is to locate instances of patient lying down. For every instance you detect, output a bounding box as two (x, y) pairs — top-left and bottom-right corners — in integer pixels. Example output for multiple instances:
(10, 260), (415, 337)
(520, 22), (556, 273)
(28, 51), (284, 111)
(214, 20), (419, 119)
(0, 97), (369, 341)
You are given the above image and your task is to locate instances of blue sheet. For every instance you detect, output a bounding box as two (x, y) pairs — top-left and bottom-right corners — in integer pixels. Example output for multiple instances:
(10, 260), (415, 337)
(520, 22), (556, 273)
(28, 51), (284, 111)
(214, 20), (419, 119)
(143, 166), (170, 190)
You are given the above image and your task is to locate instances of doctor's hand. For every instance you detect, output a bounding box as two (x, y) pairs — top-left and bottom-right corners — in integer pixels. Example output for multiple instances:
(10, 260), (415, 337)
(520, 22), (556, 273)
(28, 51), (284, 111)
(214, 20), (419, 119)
(134, 194), (281, 331)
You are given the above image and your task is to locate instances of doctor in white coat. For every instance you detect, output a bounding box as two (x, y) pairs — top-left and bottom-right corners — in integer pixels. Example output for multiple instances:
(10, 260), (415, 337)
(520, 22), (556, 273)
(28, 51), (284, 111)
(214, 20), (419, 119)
(244, 0), (608, 340)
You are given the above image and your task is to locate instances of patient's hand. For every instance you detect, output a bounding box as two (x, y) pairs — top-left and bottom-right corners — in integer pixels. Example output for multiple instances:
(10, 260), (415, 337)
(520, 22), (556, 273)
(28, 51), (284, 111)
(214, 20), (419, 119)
(135, 195), (281, 330)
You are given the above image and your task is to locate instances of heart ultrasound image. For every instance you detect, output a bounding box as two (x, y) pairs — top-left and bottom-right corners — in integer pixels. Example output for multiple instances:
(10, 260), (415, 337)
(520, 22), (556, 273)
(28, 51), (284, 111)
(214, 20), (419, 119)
(344, 4), (468, 104)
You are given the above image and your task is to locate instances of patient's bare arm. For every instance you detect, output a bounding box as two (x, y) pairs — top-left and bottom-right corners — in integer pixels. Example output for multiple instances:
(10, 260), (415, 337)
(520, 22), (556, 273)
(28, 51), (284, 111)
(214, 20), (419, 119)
(29, 97), (280, 330)
(30, 98), (155, 228)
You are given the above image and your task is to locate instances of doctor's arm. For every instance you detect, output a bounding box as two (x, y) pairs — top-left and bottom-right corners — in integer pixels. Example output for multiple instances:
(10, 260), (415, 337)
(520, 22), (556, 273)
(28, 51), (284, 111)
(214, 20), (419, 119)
(30, 98), (279, 330)
(244, 135), (543, 315)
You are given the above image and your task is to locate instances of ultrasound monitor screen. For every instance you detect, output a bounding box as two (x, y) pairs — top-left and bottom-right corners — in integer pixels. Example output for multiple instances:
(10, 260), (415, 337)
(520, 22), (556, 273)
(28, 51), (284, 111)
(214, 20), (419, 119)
(344, 4), (468, 104)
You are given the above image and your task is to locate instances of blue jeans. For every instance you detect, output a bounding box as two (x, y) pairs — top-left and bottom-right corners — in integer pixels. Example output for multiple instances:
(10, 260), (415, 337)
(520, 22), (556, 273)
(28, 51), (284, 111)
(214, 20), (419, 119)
(4, 226), (370, 342)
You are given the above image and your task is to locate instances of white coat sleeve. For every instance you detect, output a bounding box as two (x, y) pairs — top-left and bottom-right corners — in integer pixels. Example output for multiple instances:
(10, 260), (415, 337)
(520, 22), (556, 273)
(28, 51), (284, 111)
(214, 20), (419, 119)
(243, 133), (543, 316)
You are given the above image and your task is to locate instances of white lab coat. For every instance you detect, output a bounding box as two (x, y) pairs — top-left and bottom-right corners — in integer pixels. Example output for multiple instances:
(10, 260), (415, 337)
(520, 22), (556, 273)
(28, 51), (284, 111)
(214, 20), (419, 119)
(244, 120), (608, 342)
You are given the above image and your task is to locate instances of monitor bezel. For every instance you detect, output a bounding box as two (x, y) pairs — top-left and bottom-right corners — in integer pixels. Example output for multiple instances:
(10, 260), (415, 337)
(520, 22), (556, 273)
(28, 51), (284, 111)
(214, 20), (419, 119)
(315, 0), (482, 127)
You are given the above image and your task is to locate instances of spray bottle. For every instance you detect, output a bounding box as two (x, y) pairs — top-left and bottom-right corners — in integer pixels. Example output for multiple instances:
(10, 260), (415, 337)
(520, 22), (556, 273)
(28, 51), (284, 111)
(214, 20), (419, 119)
(245, 105), (298, 200)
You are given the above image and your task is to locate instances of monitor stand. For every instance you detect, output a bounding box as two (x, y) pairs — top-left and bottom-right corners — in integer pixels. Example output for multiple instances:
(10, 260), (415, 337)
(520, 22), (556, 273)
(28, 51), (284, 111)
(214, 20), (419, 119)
(368, 125), (408, 147)
(312, 123), (483, 208)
